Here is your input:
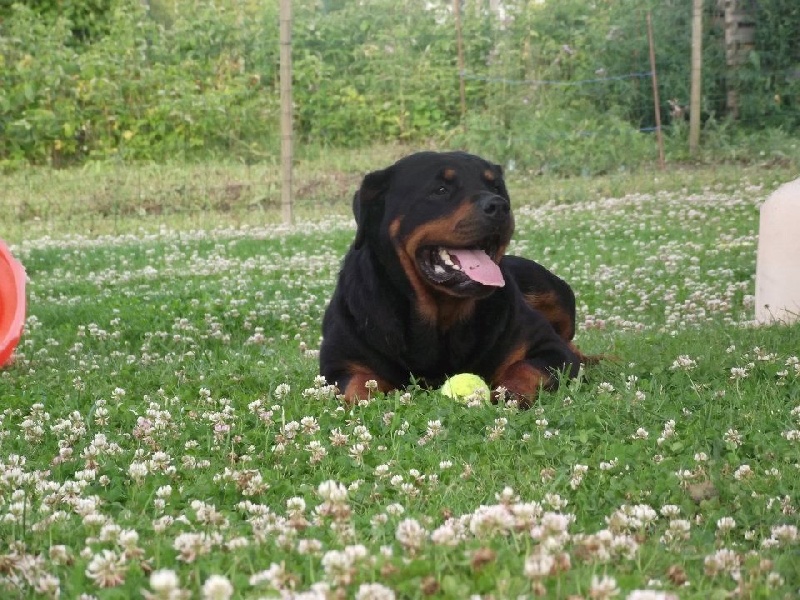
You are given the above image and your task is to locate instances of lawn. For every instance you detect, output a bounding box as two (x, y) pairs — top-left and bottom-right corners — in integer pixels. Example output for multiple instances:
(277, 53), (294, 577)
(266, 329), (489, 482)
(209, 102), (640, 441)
(1, 159), (799, 599)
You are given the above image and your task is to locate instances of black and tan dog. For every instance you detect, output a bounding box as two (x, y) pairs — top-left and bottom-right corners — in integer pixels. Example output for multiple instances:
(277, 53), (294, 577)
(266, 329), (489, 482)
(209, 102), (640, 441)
(320, 151), (591, 407)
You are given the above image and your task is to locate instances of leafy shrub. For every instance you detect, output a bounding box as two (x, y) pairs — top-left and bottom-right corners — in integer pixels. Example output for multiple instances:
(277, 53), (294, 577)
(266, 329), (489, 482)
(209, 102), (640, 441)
(0, 2), (280, 166)
(0, 0), (798, 169)
(453, 105), (657, 176)
(0, 6), (80, 165)
(0, 0), (123, 43)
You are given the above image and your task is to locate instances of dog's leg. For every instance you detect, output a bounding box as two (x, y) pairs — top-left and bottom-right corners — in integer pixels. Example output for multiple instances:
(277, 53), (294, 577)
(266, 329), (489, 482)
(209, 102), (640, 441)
(490, 336), (581, 408)
(339, 364), (395, 404)
(492, 360), (553, 409)
(524, 292), (603, 366)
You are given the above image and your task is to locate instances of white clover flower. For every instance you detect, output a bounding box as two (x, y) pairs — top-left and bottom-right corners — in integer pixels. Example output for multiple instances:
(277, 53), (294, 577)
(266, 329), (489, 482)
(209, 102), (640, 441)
(355, 582), (396, 600)
(729, 367), (749, 380)
(704, 547), (740, 576)
(300, 416), (320, 434)
(523, 552), (554, 579)
(286, 497), (306, 514)
(149, 569), (180, 594)
(670, 355), (697, 370)
(395, 518), (427, 553)
(426, 420), (444, 437)
(128, 461), (148, 481)
(34, 574), (61, 598)
(385, 503), (405, 516)
(659, 505), (681, 518)
(723, 428), (742, 447)
(250, 562), (287, 587)
(431, 520), (462, 546)
(201, 575), (233, 600)
(317, 480), (348, 503)
(589, 574), (620, 599)
(470, 505), (515, 538)
(770, 524), (798, 545)
(626, 591), (679, 600)
(716, 516), (736, 534)
(599, 458), (618, 471)
(783, 429), (800, 441)
(85, 549), (127, 588)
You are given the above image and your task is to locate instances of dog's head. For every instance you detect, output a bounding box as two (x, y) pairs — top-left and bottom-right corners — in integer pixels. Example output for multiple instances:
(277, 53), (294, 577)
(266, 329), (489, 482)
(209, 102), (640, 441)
(352, 151), (514, 305)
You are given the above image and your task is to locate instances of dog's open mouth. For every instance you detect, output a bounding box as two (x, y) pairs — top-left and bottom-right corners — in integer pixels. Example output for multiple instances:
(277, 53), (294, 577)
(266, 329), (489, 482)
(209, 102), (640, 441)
(417, 240), (505, 291)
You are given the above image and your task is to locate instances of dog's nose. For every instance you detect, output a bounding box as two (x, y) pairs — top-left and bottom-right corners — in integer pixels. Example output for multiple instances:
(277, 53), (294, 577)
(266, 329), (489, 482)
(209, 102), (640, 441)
(477, 193), (510, 221)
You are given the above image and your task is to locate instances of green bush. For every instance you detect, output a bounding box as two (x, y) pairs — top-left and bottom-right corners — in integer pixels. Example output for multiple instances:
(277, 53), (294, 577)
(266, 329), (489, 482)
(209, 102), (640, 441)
(291, 0), (484, 146)
(0, 0), (798, 169)
(0, 2), (280, 165)
(0, 6), (80, 164)
(1, 0), (123, 42)
(453, 105), (657, 177)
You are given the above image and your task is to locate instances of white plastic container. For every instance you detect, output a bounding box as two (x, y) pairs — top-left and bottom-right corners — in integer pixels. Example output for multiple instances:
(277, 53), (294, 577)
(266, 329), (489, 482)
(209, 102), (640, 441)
(755, 178), (800, 325)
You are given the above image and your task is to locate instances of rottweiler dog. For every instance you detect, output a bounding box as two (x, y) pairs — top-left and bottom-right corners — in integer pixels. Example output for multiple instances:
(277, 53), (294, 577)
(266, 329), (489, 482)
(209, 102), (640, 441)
(320, 151), (590, 407)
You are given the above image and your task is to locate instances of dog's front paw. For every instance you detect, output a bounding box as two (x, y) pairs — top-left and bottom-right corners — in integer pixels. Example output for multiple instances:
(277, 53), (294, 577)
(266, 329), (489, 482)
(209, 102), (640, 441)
(493, 361), (552, 409)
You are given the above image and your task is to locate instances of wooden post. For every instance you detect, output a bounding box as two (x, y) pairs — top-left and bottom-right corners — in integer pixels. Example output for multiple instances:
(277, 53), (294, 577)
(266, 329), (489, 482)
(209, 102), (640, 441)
(689, 0), (703, 155)
(646, 12), (665, 170)
(723, 0), (756, 119)
(279, 0), (294, 225)
(453, 0), (467, 120)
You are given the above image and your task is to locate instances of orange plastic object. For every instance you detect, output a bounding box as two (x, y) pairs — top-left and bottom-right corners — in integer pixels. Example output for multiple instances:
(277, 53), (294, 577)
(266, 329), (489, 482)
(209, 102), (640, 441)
(0, 239), (26, 367)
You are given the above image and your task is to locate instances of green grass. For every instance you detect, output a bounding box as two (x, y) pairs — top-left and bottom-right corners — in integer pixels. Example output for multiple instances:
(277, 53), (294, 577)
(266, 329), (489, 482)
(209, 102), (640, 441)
(1, 159), (800, 599)
(1, 141), (797, 243)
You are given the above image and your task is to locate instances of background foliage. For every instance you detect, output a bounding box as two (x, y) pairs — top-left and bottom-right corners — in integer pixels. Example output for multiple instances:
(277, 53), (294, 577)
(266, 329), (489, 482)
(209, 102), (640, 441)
(1, 0), (798, 173)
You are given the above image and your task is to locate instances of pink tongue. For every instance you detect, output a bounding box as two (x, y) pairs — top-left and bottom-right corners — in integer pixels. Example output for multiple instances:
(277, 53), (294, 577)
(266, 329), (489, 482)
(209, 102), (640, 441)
(449, 249), (505, 287)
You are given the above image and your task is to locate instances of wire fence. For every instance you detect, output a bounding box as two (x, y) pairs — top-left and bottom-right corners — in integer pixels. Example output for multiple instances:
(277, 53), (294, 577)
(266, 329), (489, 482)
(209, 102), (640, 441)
(460, 71), (655, 86)
(1, 0), (798, 237)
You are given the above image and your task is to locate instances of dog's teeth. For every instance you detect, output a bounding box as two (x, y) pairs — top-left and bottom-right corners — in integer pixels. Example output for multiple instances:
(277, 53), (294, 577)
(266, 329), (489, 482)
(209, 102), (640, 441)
(438, 247), (457, 267)
(433, 265), (446, 275)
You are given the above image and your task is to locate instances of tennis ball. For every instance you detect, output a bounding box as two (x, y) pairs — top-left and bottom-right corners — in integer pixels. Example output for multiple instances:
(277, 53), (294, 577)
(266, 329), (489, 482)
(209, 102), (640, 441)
(440, 373), (491, 403)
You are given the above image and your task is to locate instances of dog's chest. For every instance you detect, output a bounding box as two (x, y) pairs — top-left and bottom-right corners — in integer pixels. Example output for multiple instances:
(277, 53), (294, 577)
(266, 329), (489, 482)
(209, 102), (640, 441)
(403, 318), (489, 378)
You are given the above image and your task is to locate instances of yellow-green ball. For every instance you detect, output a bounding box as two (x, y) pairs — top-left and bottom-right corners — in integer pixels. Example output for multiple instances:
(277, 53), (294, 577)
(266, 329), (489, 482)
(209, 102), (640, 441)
(440, 373), (491, 403)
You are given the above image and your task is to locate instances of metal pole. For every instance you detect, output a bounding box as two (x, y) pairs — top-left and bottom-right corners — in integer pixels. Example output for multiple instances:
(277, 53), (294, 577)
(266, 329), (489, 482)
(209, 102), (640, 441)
(453, 0), (467, 120)
(646, 12), (665, 170)
(689, 0), (703, 155)
(280, 0), (294, 225)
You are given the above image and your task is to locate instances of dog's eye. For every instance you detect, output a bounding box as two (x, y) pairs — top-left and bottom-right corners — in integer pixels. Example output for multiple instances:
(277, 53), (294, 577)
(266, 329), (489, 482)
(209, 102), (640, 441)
(433, 185), (448, 196)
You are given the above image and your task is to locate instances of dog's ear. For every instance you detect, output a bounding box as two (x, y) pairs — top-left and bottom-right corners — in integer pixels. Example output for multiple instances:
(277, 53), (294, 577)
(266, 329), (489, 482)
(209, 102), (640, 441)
(353, 166), (394, 249)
